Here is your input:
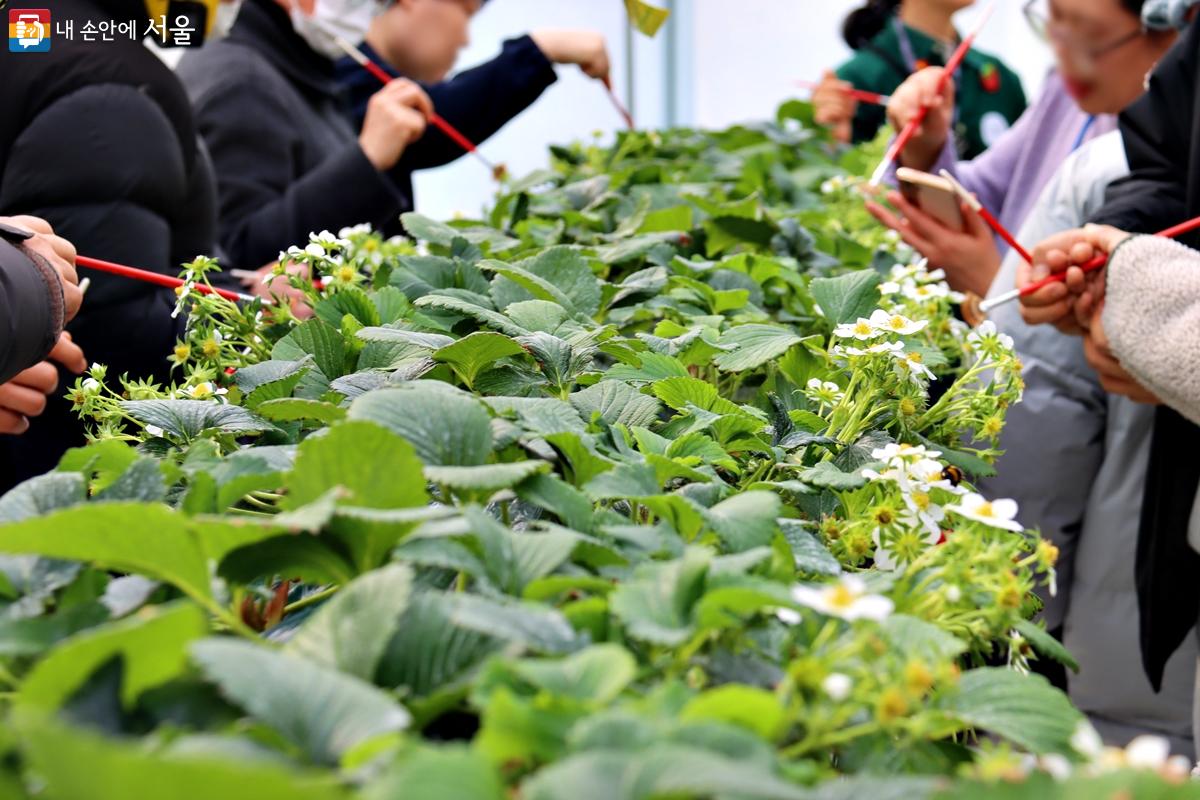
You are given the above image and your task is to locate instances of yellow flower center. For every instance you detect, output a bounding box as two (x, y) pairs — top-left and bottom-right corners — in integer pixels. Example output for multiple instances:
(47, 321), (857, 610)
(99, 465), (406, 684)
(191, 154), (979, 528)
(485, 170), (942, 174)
(983, 416), (1003, 437)
(899, 397), (917, 416)
(854, 321), (872, 336)
(904, 660), (935, 695)
(876, 687), (909, 723)
(890, 316), (906, 330)
(174, 285), (186, 297)
(191, 384), (212, 400)
(912, 492), (930, 511)
(975, 501), (995, 518)
(173, 344), (191, 362)
(827, 584), (857, 610)
(201, 339), (220, 359)
(907, 352), (923, 364)
(335, 266), (357, 284)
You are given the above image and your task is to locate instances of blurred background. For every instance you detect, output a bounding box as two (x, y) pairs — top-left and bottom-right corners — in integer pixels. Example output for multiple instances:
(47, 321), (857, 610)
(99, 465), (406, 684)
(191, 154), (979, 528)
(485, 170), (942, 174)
(162, 1), (1055, 221)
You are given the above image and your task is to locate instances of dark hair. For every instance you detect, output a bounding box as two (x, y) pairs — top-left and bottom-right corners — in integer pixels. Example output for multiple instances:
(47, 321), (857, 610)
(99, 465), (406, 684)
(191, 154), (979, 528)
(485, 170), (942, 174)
(843, 0), (903, 49)
(1120, 0), (1146, 14)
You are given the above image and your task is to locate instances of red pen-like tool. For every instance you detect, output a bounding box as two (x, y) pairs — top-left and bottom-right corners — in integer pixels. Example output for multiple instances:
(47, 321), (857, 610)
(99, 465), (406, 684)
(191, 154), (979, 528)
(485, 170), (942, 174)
(602, 76), (635, 130)
(795, 80), (891, 107)
(334, 35), (505, 179)
(981, 214), (1200, 312)
(76, 256), (256, 304)
(867, 2), (996, 187)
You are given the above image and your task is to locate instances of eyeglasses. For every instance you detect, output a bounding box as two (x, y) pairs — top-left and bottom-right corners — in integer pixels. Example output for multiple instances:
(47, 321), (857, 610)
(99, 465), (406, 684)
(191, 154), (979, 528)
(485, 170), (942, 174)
(1022, 0), (1144, 66)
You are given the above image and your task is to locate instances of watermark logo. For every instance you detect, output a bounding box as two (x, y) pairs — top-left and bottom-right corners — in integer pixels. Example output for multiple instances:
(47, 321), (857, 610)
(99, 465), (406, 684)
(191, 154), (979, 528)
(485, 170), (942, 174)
(9, 8), (51, 52)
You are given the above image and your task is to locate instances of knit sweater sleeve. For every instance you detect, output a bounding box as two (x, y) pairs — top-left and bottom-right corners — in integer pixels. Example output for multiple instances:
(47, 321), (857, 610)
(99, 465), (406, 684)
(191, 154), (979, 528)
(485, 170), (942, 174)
(1103, 235), (1200, 423)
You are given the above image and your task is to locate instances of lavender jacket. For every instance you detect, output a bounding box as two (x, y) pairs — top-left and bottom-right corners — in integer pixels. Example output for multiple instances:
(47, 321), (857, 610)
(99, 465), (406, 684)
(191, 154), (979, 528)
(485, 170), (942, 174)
(891, 71), (1117, 256)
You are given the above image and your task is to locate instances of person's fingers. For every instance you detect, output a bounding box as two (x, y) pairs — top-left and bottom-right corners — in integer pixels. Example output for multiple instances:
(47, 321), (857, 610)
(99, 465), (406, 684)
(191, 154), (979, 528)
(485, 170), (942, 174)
(887, 191), (945, 242)
(62, 282), (84, 322)
(11, 361), (58, 394)
(0, 408), (29, 435)
(1021, 280), (1069, 307)
(47, 334), (87, 374)
(6, 215), (52, 235)
(1064, 265), (1088, 295)
(864, 199), (905, 232)
(0, 382), (48, 418)
(45, 233), (77, 265)
(960, 203), (988, 238)
(392, 79), (435, 118)
(1083, 224), (1131, 254)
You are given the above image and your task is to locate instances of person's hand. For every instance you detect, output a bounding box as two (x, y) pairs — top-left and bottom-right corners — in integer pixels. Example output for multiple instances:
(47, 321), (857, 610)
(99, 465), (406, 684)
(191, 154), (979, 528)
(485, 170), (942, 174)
(46, 332), (87, 374)
(359, 78), (433, 171)
(812, 70), (857, 143)
(1082, 302), (1161, 405)
(0, 333), (85, 435)
(886, 67), (955, 171)
(1, 215), (83, 323)
(1067, 225), (1130, 330)
(530, 30), (611, 81)
(244, 263), (313, 321)
(865, 191), (1000, 296)
(1018, 228), (1091, 332)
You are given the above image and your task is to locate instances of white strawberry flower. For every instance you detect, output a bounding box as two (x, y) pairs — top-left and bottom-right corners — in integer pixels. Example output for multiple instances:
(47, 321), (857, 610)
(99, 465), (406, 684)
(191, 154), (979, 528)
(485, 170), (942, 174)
(805, 378), (844, 408)
(144, 424), (165, 438)
(945, 493), (1022, 532)
(835, 340), (905, 358)
(903, 282), (950, 302)
(304, 242), (326, 258)
(892, 349), (936, 385)
(791, 576), (893, 622)
(870, 309), (928, 336)
(822, 673), (852, 701)
(834, 317), (886, 341)
(186, 381), (228, 402)
(880, 280), (903, 296)
(871, 442), (940, 464)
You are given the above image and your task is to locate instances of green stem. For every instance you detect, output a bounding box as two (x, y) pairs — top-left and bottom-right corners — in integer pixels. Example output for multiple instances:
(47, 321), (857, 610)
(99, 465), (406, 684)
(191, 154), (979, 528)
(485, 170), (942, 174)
(283, 585), (340, 615)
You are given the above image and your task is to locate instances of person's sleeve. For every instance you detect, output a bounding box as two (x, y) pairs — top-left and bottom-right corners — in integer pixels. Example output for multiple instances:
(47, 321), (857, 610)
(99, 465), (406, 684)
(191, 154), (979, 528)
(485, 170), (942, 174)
(398, 35), (558, 171)
(0, 228), (62, 384)
(1090, 20), (1199, 232)
(193, 77), (410, 270)
(1103, 236), (1200, 423)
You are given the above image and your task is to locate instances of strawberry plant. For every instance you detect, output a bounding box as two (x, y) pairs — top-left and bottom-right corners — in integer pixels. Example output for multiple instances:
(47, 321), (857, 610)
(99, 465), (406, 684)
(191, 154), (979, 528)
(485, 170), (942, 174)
(0, 105), (1191, 799)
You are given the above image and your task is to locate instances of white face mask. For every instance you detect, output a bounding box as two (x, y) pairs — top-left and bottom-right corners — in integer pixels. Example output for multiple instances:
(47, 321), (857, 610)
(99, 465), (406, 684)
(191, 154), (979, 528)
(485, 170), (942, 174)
(290, 0), (383, 60)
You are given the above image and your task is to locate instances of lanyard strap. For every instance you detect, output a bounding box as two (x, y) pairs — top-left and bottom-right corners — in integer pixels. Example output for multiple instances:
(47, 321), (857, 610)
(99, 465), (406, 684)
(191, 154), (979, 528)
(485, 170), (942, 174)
(1072, 115), (1097, 152)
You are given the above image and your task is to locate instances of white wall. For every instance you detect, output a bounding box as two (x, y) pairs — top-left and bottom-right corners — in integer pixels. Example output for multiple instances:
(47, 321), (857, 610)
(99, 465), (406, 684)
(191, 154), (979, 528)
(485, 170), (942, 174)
(687, 0), (1052, 128)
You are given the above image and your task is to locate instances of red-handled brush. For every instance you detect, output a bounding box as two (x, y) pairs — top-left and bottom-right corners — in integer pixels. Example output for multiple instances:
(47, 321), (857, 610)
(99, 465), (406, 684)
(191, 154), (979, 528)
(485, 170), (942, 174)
(602, 76), (635, 129)
(867, 2), (996, 188)
(334, 36), (506, 180)
(76, 256), (256, 304)
(981, 214), (1200, 312)
(795, 80), (891, 107)
(939, 169), (1034, 265)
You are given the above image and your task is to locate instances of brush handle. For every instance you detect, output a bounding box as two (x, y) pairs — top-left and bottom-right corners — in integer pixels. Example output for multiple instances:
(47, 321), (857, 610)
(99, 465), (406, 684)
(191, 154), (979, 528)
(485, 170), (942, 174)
(76, 256), (254, 304)
(795, 81), (890, 106)
(602, 76), (635, 129)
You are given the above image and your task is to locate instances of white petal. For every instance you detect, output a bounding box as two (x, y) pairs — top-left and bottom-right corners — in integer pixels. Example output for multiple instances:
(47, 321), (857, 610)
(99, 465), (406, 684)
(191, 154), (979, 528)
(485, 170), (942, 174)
(1125, 735), (1170, 769)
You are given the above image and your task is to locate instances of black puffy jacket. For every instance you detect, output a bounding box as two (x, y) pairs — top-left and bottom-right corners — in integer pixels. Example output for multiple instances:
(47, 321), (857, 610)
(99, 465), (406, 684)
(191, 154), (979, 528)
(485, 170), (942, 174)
(0, 0), (217, 488)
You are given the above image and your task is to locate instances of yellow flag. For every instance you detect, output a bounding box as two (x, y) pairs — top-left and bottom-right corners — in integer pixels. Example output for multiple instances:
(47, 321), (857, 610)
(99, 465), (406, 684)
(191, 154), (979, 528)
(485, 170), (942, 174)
(624, 0), (670, 37)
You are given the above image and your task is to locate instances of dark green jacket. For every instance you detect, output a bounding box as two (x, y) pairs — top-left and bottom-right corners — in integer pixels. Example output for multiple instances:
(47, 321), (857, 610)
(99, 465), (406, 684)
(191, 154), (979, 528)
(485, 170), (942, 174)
(836, 20), (1026, 158)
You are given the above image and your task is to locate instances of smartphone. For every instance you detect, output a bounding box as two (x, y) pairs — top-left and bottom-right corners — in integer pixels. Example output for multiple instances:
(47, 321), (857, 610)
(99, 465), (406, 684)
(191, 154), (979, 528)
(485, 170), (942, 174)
(896, 167), (966, 231)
